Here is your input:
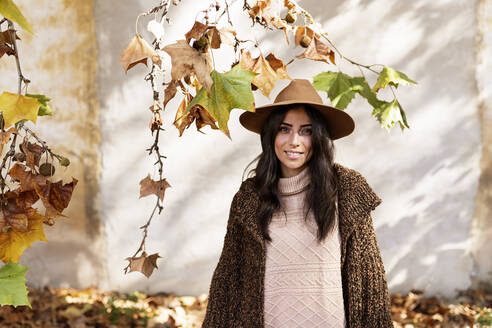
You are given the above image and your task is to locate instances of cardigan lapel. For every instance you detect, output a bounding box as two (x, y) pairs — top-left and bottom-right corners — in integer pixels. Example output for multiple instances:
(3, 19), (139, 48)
(238, 162), (381, 265)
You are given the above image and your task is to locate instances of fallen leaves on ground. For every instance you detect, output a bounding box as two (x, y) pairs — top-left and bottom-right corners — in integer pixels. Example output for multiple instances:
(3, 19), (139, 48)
(0, 286), (490, 327)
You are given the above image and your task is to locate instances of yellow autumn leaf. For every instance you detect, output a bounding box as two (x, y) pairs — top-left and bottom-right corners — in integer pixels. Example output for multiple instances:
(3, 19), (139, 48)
(0, 215), (47, 263)
(0, 92), (40, 128)
(0, 0), (33, 34)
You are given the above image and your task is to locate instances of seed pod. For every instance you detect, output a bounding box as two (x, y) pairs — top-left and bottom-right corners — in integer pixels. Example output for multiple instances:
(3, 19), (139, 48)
(40, 163), (55, 176)
(300, 34), (312, 48)
(284, 11), (297, 24)
(192, 35), (209, 52)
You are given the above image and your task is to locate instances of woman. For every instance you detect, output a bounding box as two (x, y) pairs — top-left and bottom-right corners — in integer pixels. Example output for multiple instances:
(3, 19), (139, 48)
(202, 79), (393, 328)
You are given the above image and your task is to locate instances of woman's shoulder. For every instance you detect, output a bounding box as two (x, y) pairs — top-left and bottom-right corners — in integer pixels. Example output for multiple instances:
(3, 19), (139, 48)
(236, 177), (259, 200)
(333, 162), (383, 213)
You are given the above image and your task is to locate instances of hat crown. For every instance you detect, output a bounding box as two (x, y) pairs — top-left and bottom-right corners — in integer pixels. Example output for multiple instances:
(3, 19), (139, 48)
(274, 79), (323, 104)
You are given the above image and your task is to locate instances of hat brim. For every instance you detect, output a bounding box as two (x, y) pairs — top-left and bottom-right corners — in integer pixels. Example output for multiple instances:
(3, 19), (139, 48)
(239, 100), (355, 140)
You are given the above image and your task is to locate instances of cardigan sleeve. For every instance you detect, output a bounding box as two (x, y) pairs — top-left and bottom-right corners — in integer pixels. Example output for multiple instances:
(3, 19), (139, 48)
(201, 191), (243, 328)
(356, 213), (393, 327)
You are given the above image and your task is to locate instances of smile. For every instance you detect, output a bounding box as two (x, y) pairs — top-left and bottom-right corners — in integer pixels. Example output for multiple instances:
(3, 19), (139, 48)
(285, 151), (303, 159)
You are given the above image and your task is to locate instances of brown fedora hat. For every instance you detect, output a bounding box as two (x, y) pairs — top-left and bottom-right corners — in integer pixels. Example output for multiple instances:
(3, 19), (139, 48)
(239, 79), (355, 140)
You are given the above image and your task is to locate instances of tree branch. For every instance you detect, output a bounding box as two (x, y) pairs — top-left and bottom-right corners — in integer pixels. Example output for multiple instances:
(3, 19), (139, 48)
(7, 20), (29, 94)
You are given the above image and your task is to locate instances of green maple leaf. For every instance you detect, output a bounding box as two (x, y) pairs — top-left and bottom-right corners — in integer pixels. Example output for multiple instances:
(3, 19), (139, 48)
(187, 64), (256, 137)
(26, 93), (52, 116)
(372, 98), (410, 131)
(313, 71), (368, 109)
(372, 66), (417, 92)
(0, 261), (31, 307)
(0, 0), (33, 34)
(349, 77), (385, 108)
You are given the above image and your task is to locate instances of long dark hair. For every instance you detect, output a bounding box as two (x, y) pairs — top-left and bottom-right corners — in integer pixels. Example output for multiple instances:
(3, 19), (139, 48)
(244, 105), (338, 244)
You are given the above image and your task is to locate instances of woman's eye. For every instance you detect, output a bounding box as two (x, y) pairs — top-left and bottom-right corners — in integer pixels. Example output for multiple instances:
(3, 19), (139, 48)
(300, 128), (312, 136)
(279, 126), (289, 133)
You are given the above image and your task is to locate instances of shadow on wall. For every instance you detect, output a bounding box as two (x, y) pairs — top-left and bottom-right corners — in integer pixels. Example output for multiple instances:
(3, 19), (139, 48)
(22, 240), (108, 288)
(94, 0), (478, 296)
(376, 116), (477, 296)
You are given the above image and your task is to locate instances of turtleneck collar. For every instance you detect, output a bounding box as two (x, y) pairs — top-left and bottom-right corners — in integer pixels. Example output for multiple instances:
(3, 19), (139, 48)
(278, 166), (310, 195)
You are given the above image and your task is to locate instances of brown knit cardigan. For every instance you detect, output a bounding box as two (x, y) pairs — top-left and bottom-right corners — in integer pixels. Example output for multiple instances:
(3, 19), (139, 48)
(202, 162), (393, 328)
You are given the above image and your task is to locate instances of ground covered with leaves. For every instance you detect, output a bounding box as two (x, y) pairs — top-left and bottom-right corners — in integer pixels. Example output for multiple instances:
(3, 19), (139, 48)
(0, 286), (490, 328)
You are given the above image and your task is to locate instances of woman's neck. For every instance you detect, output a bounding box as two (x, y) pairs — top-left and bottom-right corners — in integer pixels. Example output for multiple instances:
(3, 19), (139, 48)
(278, 166), (310, 195)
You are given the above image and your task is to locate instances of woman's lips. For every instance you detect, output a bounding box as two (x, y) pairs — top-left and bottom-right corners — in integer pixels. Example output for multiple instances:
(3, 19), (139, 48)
(285, 151), (303, 159)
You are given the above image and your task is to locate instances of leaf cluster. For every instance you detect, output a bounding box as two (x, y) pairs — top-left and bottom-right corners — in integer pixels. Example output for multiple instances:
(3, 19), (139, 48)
(0, 1), (76, 307)
(119, 0), (418, 278)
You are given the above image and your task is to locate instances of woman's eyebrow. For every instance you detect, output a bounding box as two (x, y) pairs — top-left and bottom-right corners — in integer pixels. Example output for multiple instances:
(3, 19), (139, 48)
(280, 122), (312, 127)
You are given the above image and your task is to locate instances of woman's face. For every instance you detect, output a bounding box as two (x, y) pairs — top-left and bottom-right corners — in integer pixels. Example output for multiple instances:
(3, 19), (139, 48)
(274, 105), (313, 178)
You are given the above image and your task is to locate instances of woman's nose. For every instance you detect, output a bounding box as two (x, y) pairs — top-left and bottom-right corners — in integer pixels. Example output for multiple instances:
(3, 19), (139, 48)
(289, 131), (300, 145)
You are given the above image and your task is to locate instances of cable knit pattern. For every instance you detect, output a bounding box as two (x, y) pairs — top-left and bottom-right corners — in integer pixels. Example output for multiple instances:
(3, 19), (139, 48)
(202, 162), (392, 328)
(264, 167), (345, 327)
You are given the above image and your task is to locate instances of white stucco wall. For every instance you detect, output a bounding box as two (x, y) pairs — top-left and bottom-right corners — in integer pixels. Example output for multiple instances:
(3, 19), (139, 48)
(1, 0), (487, 299)
(0, 0), (105, 288)
(95, 0), (483, 298)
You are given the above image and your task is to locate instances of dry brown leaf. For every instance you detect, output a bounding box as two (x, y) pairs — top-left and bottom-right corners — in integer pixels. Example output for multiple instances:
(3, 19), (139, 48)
(139, 174), (171, 201)
(20, 139), (44, 170)
(208, 27), (221, 49)
(284, 0), (295, 10)
(119, 34), (161, 73)
(162, 40), (213, 92)
(125, 252), (161, 278)
(193, 105), (219, 132)
(163, 80), (178, 109)
(9, 163), (76, 221)
(248, 0), (272, 25)
(218, 25), (236, 46)
(294, 26), (318, 47)
(185, 22), (222, 50)
(46, 179), (78, 213)
(185, 21), (210, 43)
(149, 111), (163, 133)
(0, 127), (17, 155)
(240, 50), (290, 97)
(0, 43), (14, 58)
(174, 94), (194, 136)
(174, 94), (219, 136)
(9, 163), (45, 192)
(296, 36), (335, 64)
(270, 16), (291, 44)
(0, 30), (20, 45)
(265, 53), (291, 80)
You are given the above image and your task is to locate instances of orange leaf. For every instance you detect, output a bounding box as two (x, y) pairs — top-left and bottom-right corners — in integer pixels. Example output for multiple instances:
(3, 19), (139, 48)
(174, 94), (194, 137)
(240, 50), (291, 97)
(139, 174), (171, 201)
(119, 34), (161, 73)
(163, 80), (178, 109)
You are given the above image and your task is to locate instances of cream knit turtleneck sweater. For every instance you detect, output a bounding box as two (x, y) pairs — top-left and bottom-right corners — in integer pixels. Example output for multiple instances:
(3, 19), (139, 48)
(264, 167), (346, 328)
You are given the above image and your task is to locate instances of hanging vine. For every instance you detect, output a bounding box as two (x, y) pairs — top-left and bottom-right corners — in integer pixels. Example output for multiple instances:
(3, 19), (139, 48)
(120, 0), (416, 278)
